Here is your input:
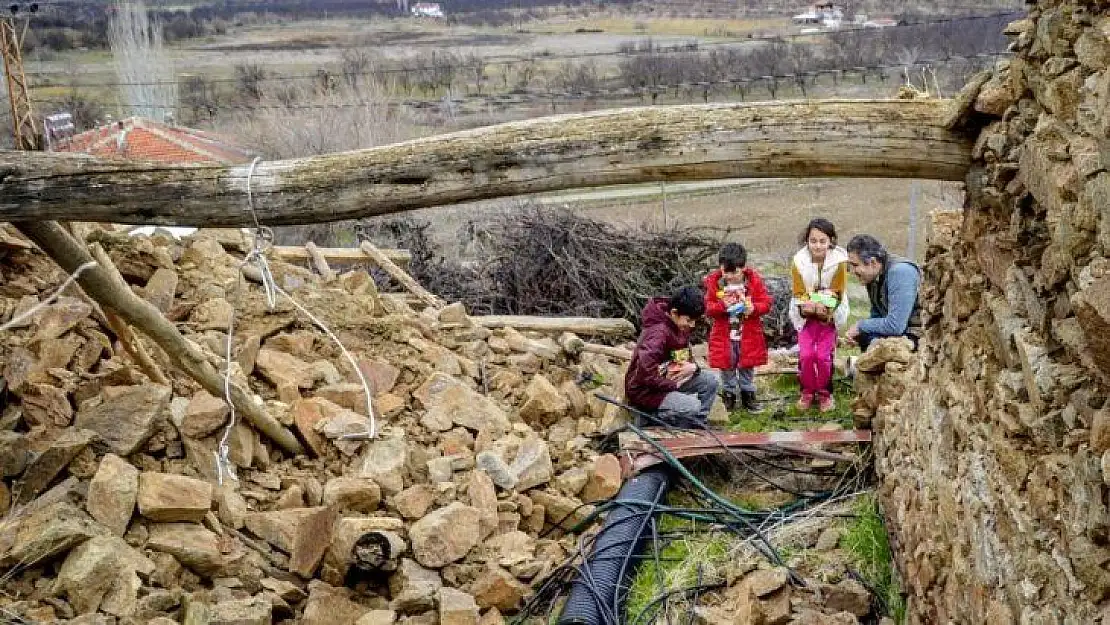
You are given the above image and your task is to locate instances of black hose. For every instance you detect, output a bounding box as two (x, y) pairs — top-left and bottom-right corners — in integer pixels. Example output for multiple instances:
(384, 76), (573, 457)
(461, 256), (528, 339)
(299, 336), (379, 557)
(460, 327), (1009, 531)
(556, 467), (672, 625)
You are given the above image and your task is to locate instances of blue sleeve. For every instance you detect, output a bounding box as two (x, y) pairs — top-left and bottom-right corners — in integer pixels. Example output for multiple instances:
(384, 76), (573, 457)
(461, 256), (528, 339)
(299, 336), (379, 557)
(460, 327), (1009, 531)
(858, 263), (919, 336)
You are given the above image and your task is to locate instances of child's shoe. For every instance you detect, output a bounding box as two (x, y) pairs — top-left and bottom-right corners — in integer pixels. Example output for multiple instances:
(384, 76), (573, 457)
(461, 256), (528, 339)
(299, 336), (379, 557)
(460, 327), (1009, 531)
(818, 392), (836, 413)
(796, 391), (814, 411)
(721, 390), (737, 412)
(741, 390), (761, 412)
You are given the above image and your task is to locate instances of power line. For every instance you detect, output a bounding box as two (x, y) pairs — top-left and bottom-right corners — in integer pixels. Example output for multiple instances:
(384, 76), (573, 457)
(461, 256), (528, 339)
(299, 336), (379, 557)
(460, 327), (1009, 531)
(24, 10), (1021, 89)
(31, 51), (1008, 113)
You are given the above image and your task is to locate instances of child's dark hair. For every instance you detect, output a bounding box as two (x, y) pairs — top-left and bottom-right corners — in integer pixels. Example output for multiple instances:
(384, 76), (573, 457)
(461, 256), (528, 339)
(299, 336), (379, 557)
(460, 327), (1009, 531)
(799, 218), (838, 247)
(718, 242), (747, 271)
(669, 286), (706, 318)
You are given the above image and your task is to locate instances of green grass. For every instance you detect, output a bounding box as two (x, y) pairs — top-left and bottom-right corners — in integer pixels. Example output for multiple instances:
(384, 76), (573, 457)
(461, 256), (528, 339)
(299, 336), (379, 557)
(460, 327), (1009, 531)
(728, 372), (855, 432)
(842, 494), (906, 623)
(625, 511), (731, 624)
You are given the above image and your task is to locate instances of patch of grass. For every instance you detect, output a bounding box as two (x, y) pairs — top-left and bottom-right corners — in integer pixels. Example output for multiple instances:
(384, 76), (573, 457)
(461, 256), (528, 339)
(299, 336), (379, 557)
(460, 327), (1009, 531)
(728, 373), (855, 432)
(842, 495), (906, 623)
(625, 508), (731, 624)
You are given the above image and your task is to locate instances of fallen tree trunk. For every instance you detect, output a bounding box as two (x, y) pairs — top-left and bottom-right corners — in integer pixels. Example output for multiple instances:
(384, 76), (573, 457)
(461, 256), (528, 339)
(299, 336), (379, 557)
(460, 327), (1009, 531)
(474, 315), (635, 338)
(11, 221), (306, 456)
(0, 100), (972, 226)
(359, 242), (443, 309)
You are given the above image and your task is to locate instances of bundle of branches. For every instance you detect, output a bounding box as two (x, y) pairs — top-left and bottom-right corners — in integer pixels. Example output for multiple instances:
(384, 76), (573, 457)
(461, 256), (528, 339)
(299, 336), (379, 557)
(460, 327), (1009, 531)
(456, 205), (727, 322)
(357, 205), (798, 347)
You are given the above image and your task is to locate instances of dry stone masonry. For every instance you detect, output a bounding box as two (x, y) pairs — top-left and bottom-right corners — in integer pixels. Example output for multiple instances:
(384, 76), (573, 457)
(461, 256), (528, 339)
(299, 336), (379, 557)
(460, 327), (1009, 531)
(867, 0), (1110, 622)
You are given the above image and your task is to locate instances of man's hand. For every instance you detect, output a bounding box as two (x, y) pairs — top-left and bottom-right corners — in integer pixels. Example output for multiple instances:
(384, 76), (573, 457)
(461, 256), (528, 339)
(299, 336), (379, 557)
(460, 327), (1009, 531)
(845, 322), (860, 343)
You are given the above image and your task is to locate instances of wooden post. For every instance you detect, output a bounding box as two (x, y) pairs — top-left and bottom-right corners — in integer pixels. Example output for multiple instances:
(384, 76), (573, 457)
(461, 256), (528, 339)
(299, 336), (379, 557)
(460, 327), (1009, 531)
(359, 241), (443, 309)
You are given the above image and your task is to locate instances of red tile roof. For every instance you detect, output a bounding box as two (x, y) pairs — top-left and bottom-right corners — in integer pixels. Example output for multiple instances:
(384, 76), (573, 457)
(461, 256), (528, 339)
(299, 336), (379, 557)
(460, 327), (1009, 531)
(53, 117), (255, 165)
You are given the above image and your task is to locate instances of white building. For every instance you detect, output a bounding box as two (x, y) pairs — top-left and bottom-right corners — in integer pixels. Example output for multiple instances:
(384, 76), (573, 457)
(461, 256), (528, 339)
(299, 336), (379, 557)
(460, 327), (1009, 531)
(411, 2), (444, 18)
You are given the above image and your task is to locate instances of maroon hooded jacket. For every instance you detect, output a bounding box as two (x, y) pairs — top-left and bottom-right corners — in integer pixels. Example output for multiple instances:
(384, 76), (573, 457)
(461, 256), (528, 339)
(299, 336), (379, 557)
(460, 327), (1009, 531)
(624, 297), (695, 410)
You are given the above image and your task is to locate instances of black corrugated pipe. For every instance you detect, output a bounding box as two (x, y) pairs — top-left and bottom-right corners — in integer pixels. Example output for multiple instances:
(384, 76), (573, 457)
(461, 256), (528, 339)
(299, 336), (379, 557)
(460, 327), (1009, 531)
(556, 466), (672, 625)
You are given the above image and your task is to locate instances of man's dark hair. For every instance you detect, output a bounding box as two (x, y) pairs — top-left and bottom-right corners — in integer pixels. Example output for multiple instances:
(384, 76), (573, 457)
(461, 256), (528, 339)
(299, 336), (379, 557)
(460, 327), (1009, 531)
(799, 218), (838, 247)
(718, 242), (747, 271)
(669, 285), (705, 318)
(846, 234), (889, 265)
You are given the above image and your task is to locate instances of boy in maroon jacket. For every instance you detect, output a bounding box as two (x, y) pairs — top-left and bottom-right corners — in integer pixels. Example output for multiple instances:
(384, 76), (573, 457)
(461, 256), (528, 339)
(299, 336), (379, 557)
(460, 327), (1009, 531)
(703, 242), (772, 412)
(624, 286), (719, 426)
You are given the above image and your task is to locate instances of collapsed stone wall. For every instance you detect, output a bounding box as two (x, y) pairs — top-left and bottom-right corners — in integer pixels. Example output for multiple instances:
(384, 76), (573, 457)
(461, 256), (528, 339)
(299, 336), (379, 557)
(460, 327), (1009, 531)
(0, 227), (636, 624)
(873, 1), (1110, 622)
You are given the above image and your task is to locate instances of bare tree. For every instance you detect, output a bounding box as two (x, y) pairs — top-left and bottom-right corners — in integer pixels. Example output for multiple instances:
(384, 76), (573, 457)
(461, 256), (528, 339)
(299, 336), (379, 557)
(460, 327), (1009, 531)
(109, 0), (178, 122)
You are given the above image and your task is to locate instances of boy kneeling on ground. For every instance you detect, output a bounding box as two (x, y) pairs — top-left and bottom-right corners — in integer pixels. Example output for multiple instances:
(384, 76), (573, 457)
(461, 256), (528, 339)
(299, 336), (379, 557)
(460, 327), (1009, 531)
(624, 286), (719, 427)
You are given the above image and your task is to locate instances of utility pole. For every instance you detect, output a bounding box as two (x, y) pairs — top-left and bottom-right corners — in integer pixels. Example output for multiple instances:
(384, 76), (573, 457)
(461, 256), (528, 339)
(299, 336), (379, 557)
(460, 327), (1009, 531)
(0, 2), (38, 150)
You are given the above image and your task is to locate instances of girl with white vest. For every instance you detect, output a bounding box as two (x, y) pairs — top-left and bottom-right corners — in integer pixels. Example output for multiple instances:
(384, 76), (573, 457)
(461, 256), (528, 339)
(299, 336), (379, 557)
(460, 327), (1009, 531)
(789, 218), (850, 412)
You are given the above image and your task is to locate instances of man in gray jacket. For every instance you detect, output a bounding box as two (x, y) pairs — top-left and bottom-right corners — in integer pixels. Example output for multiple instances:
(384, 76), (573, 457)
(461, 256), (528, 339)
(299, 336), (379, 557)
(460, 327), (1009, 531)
(844, 235), (922, 352)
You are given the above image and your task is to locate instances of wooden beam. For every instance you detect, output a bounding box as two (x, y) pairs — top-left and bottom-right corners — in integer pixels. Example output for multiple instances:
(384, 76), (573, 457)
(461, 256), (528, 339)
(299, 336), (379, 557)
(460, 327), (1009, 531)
(271, 245), (412, 268)
(0, 100), (972, 226)
(474, 315), (635, 338)
(359, 242), (442, 309)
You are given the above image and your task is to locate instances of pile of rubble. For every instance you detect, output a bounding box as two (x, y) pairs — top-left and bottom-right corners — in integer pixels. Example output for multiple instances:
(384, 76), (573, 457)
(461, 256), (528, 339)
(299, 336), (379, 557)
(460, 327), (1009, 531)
(0, 225), (632, 624)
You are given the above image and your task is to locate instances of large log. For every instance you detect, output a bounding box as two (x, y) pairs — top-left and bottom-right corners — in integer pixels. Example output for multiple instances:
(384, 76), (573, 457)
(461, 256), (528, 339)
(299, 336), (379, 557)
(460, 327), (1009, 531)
(0, 100), (972, 226)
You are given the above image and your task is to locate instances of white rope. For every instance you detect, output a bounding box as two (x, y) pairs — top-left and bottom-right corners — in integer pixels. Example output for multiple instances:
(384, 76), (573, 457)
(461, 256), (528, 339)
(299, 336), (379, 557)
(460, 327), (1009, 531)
(214, 160), (376, 482)
(0, 261), (98, 332)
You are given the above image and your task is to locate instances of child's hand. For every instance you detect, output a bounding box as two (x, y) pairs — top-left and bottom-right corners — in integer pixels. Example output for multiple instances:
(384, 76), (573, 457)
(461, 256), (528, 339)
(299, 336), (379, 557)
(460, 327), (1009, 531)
(814, 303), (828, 318)
(801, 301), (817, 316)
(744, 297), (754, 316)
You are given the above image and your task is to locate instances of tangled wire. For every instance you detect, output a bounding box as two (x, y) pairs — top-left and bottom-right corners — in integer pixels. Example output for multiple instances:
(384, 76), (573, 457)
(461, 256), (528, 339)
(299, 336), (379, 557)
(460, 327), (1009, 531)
(357, 205), (798, 346)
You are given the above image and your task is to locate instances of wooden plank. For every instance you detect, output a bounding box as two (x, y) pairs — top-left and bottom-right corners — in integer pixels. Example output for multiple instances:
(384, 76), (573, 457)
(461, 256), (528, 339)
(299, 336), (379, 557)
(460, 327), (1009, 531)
(0, 100), (973, 226)
(474, 315), (635, 338)
(271, 245), (412, 267)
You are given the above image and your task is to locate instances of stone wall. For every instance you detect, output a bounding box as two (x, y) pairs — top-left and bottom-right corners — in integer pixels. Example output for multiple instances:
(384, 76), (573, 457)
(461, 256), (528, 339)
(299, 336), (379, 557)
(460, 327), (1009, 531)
(874, 1), (1110, 623)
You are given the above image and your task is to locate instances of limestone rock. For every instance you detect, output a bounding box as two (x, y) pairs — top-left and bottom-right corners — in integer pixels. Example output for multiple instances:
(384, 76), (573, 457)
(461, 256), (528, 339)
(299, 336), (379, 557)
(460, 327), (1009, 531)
(389, 558), (443, 613)
(822, 579), (871, 617)
(518, 375), (569, 426)
(256, 348), (319, 390)
(582, 454), (622, 503)
(143, 267), (179, 313)
(244, 506), (339, 577)
(0, 501), (104, 568)
(0, 430), (29, 477)
(476, 450), (517, 490)
(467, 470), (499, 540)
(190, 297), (234, 331)
(554, 467), (589, 496)
(291, 398), (331, 457)
(179, 391), (229, 439)
(316, 383), (373, 415)
(415, 373), (510, 435)
(33, 296), (91, 341)
(359, 435), (410, 495)
(302, 581), (370, 625)
(146, 522), (226, 577)
(439, 587), (480, 625)
(87, 453), (139, 536)
(356, 609), (398, 625)
(323, 477), (382, 513)
(207, 596), (272, 625)
(359, 359), (401, 395)
(470, 564), (527, 612)
(409, 502), (481, 568)
(745, 568), (788, 597)
(137, 472), (213, 523)
(15, 428), (96, 505)
(75, 384), (171, 455)
(53, 535), (126, 614)
(509, 438), (553, 491)
(395, 484), (437, 520)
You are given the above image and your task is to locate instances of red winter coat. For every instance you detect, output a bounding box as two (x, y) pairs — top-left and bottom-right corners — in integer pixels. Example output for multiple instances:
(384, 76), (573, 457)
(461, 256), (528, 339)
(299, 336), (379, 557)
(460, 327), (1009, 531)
(703, 268), (771, 370)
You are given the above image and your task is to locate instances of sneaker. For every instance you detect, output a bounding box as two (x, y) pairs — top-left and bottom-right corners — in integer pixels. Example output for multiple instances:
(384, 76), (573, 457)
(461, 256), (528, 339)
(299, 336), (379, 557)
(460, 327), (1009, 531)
(818, 393), (836, 413)
(721, 391), (737, 412)
(741, 390), (762, 412)
(796, 391), (814, 411)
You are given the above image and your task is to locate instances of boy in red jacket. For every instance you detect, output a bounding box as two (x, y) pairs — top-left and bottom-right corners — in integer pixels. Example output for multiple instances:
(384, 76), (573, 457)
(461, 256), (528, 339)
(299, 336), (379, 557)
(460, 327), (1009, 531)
(624, 286), (719, 427)
(704, 243), (772, 412)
